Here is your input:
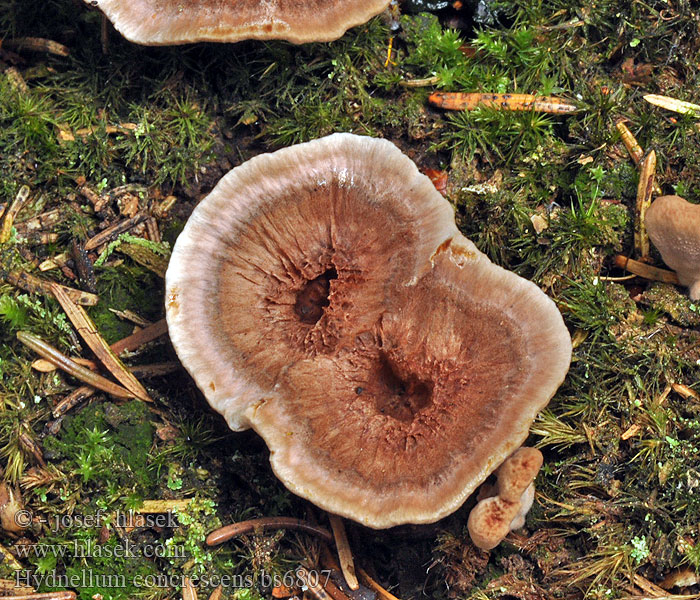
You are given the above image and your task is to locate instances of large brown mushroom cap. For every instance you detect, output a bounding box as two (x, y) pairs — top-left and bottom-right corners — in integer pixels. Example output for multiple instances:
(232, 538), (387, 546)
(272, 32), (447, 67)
(166, 133), (572, 528)
(645, 195), (700, 300)
(89, 0), (392, 45)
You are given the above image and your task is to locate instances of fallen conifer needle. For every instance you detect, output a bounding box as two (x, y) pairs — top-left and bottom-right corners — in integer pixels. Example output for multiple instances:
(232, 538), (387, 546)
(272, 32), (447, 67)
(428, 92), (578, 113)
(643, 94), (700, 117)
(16, 331), (133, 399)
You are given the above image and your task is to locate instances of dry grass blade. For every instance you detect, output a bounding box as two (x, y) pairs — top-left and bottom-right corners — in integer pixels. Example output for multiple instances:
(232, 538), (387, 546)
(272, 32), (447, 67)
(428, 92), (578, 113)
(643, 94), (700, 117)
(635, 150), (656, 259)
(16, 331), (133, 399)
(0, 185), (31, 243)
(613, 255), (679, 284)
(51, 283), (152, 402)
(5, 270), (98, 306)
(329, 514), (359, 591)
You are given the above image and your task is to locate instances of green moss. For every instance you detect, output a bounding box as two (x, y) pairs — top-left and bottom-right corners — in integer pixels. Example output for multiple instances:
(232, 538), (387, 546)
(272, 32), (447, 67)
(2, 0), (700, 597)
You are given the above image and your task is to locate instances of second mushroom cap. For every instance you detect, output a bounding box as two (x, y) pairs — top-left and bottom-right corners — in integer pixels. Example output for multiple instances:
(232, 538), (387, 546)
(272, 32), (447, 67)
(165, 133), (572, 528)
(88, 0), (392, 45)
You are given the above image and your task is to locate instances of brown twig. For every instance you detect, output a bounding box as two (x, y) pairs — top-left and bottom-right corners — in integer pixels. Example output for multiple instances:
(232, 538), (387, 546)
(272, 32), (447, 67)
(205, 517), (333, 546)
(19, 431), (46, 467)
(14, 207), (63, 232)
(84, 212), (148, 251)
(613, 255), (679, 284)
(52, 386), (96, 419)
(2, 37), (70, 57)
(16, 331), (133, 399)
(616, 121), (643, 165)
(295, 567), (333, 600)
(110, 318), (168, 356)
(671, 383), (699, 402)
(4, 270), (98, 306)
(634, 151), (656, 259)
(329, 515), (359, 591)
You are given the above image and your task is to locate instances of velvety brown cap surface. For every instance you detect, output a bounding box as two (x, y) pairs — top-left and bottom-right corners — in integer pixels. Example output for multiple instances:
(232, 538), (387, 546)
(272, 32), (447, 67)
(89, 0), (391, 45)
(166, 133), (572, 528)
(646, 195), (700, 300)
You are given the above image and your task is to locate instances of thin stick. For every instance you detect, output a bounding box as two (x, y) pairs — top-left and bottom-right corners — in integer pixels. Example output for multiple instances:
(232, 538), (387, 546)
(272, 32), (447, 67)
(613, 255), (679, 284)
(671, 383), (699, 402)
(16, 331), (133, 399)
(399, 76), (441, 88)
(5, 270), (98, 306)
(615, 121), (643, 165)
(0, 185), (31, 242)
(51, 284), (151, 402)
(52, 386), (96, 419)
(295, 566), (333, 600)
(205, 517), (333, 546)
(84, 212), (148, 251)
(328, 515), (359, 591)
(2, 37), (70, 57)
(428, 92), (578, 113)
(634, 150), (656, 259)
(357, 568), (403, 600)
(110, 318), (168, 356)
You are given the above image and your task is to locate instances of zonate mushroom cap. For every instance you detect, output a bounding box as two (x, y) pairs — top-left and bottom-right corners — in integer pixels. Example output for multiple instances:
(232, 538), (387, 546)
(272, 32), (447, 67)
(645, 195), (700, 300)
(166, 133), (572, 528)
(88, 0), (392, 45)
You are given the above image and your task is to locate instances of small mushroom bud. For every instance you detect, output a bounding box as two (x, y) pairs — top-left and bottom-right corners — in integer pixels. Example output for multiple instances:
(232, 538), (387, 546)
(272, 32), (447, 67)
(467, 447), (543, 550)
(645, 195), (700, 300)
